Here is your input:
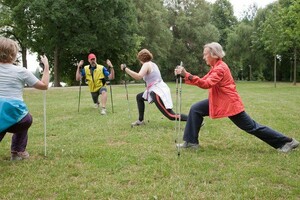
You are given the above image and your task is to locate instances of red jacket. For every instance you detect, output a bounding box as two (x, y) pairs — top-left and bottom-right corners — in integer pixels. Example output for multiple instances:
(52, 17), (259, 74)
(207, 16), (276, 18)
(184, 59), (244, 119)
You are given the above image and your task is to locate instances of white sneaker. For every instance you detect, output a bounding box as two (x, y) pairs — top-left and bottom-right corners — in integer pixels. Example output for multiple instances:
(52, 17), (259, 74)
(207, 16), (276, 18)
(101, 108), (106, 115)
(176, 141), (199, 149)
(131, 120), (145, 127)
(11, 151), (30, 161)
(277, 138), (299, 153)
(94, 103), (99, 109)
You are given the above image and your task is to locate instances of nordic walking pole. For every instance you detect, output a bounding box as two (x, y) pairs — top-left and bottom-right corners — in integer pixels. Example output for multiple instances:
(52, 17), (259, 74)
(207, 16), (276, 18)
(109, 81), (114, 113)
(39, 57), (47, 157)
(76, 61), (84, 113)
(78, 78), (82, 113)
(43, 90), (47, 156)
(123, 64), (131, 119)
(106, 60), (115, 113)
(175, 61), (183, 157)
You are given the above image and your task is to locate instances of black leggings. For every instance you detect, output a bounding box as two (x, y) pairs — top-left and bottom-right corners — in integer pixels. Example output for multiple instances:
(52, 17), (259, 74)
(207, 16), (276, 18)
(136, 91), (187, 122)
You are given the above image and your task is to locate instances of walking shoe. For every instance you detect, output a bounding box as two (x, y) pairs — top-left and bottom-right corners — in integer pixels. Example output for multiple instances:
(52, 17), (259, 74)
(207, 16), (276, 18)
(131, 120), (145, 127)
(176, 141), (199, 149)
(277, 138), (299, 153)
(11, 151), (30, 161)
(101, 108), (106, 115)
(94, 103), (99, 108)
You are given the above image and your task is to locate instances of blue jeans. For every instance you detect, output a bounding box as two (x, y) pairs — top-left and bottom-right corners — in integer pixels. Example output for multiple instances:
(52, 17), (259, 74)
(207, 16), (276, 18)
(183, 99), (291, 148)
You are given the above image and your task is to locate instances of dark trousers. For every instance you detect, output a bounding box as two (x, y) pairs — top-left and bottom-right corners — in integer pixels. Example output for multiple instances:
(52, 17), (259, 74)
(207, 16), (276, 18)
(0, 113), (32, 152)
(183, 99), (291, 148)
(91, 87), (107, 104)
(136, 91), (188, 122)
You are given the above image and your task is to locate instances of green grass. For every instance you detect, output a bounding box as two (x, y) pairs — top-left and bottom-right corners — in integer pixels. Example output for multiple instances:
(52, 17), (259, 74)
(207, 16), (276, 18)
(0, 82), (299, 199)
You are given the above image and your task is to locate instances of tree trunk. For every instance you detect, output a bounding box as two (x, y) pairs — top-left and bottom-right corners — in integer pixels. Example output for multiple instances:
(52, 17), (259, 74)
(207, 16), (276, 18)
(293, 47), (297, 86)
(274, 55), (276, 88)
(21, 48), (27, 69)
(53, 46), (61, 87)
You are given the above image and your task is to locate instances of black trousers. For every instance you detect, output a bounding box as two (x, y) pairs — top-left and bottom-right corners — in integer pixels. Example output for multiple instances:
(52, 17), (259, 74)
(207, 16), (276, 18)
(136, 91), (187, 122)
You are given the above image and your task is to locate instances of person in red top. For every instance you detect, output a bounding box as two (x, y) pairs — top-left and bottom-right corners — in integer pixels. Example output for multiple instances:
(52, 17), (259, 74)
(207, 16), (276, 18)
(174, 42), (299, 152)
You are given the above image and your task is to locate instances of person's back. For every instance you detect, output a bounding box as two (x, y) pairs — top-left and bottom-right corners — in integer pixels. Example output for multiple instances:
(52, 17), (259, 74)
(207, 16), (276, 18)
(0, 63), (38, 100)
(0, 37), (50, 161)
(143, 61), (162, 85)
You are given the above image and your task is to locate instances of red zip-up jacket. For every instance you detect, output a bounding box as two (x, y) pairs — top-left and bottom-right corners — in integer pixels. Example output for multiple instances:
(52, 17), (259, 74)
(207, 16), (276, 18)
(184, 59), (244, 119)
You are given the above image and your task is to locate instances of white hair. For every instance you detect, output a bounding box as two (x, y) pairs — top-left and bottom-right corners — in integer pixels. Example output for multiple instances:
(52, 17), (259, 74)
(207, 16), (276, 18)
(204, 42), (225, 59)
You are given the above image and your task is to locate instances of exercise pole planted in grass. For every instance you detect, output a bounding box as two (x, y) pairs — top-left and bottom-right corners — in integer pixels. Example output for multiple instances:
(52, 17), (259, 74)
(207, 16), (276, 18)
(43, 90), (47, 156)
(175, 61), (183, 157)
(77, 77), (82, 113)
(123, 64), (131, 119)
(40, 59), (47, 156)
(108, 80), (114, 113)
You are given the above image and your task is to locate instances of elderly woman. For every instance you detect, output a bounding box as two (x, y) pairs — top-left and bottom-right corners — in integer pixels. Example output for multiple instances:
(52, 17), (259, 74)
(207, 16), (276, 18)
(0, 37), (50, 160)
(174, 42), (299, 152)
(121, 49), (187, 126)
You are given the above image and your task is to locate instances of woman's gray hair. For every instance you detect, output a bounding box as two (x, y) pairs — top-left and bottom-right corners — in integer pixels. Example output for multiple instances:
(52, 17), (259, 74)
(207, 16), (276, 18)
(0, 37), (19, 63)
(204, 42), (225, 59)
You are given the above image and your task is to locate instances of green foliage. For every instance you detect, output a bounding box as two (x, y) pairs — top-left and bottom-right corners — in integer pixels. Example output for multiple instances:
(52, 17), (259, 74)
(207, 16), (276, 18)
(27, 0), (141, 84)
(211, 0), (237, 47)
(226, 22), (255, 79)
(166, 0), (219, 79)
(133, 0), (173, 67)
(1, 0), (299, 84)
(0, 82), (299, 199)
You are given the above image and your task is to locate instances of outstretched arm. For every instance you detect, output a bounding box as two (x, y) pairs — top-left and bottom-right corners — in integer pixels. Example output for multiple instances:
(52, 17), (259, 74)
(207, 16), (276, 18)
(120, 63), (149, 80)
(106, 59), (115, 80)
(76, 60), (84, 81)
(33, 55), (50, 90)
(175, 65), (224, 89)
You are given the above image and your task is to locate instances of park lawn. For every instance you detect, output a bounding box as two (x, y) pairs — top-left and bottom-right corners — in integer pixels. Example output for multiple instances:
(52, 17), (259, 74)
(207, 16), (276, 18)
(0, 82), (299, 199)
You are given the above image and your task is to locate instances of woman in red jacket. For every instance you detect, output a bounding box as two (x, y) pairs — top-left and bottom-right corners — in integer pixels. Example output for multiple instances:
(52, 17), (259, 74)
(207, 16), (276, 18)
(174, 42), (299, 153)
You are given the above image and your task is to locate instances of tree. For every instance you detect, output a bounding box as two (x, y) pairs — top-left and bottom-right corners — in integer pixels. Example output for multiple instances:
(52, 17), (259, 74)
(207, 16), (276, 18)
(211, 0), (237, 47)
(133, 0), (173, 72)
(279, 0), (300, 85)
(260, 2), (283, 87)
(28, 0), (140, 86)
(166, 0), (220, 79)
(240, 3), (259, 23)
(226, 22), (255, 80)
(0, 0), (33, 69)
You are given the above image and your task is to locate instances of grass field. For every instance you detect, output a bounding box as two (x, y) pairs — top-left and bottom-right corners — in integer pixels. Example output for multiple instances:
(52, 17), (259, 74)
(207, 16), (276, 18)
(0, 82), (299, 199)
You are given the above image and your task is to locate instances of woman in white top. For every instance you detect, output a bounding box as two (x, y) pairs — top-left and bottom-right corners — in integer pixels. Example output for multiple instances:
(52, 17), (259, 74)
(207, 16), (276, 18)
(0, 37), (50, 160)
(121, 49), (187, 126)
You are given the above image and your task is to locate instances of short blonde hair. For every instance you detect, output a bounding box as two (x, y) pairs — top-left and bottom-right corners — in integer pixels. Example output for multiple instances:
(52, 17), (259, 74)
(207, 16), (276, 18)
(0, 37), (19, 63)
(204, 42), (225, 59)
(137, 49), (153, 63)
